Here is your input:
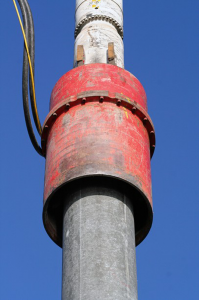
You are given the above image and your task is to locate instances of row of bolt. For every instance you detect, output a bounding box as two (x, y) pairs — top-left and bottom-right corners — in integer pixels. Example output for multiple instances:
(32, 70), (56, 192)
(42, 96), (155, 153)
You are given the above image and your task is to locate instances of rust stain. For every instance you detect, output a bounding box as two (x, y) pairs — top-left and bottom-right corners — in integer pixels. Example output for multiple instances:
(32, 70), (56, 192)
(43, 64), (154, 247)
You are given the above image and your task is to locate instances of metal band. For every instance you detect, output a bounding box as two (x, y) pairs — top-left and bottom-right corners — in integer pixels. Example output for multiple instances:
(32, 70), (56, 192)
(41, 91), (155, 157)
(75, 15), (123, 39)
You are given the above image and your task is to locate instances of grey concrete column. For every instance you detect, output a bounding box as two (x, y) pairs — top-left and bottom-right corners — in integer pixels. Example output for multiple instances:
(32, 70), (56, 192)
(62, 179), (138, 300)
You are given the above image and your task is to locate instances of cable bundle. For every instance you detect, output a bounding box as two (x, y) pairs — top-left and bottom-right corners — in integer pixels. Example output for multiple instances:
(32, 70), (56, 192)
(13, 0), (43, 156)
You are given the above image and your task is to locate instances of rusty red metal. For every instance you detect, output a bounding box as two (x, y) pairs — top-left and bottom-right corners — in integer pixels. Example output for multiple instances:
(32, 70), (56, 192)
(42, 64), (155, 247)
(50, 63), (148, 111)
(41, 93), (155, 156)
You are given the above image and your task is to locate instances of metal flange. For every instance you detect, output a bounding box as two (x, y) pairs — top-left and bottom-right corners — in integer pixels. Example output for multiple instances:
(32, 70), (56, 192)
(41, 91), (155, 157)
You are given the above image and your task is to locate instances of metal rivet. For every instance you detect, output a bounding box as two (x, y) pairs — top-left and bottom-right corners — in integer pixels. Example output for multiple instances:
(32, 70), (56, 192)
(150, 131), (155, 135)
(82, 98), (86, 104)
(53, 113), (57, 117)
(44, 125), (48, 129)
(132, 106), (137, 114)
(143, 117), (148, 124)
(66, 103), (70, 110)
(117, 99), (121, 106)
(99, 96), (104, 103)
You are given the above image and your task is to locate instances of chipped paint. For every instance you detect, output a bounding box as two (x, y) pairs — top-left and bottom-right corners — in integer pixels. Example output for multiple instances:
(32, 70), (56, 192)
(43, 64), (154, 247)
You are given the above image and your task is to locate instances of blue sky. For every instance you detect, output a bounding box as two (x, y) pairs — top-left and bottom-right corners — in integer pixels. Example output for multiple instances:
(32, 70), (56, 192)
(1, 0), (199, 299)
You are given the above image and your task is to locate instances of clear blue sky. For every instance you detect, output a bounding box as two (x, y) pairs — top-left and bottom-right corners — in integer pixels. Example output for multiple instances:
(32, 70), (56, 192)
(1, 1), (199, 299)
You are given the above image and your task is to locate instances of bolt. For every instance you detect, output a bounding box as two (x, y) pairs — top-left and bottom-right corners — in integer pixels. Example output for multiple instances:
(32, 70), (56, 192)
(117, 100), (121, 106)
(99, 96), (104, 103)
(132, 106), (137, 114)
(82, 98), (86, 104)
(66, 103), (70, 110)
(143, 117), (148, 124)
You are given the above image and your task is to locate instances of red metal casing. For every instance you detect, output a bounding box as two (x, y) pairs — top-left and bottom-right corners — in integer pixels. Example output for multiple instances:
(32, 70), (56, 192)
(42, 64), (155, 247)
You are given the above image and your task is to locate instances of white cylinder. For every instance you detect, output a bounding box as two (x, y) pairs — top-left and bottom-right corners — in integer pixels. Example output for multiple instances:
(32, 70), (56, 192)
(74, 21), (124, 68)
(76, 0), (123, 29)
(74, 0), (124, 67)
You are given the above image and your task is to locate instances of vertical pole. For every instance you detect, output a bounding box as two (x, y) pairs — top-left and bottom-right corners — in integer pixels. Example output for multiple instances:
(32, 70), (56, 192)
(62, 179), (138, 300)
(74, 0), (124, 67)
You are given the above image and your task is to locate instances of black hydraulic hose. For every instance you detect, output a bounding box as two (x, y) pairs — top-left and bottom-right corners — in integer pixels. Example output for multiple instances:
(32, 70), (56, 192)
(23, 0), (42, 136)
(19, 0), (34, 69)
(17, 0), (43, 156)
(23, 0), (35, 70)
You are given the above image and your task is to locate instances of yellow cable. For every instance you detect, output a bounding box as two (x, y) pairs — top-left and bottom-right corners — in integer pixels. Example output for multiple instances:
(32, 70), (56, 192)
(12, 0), (42, 136)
